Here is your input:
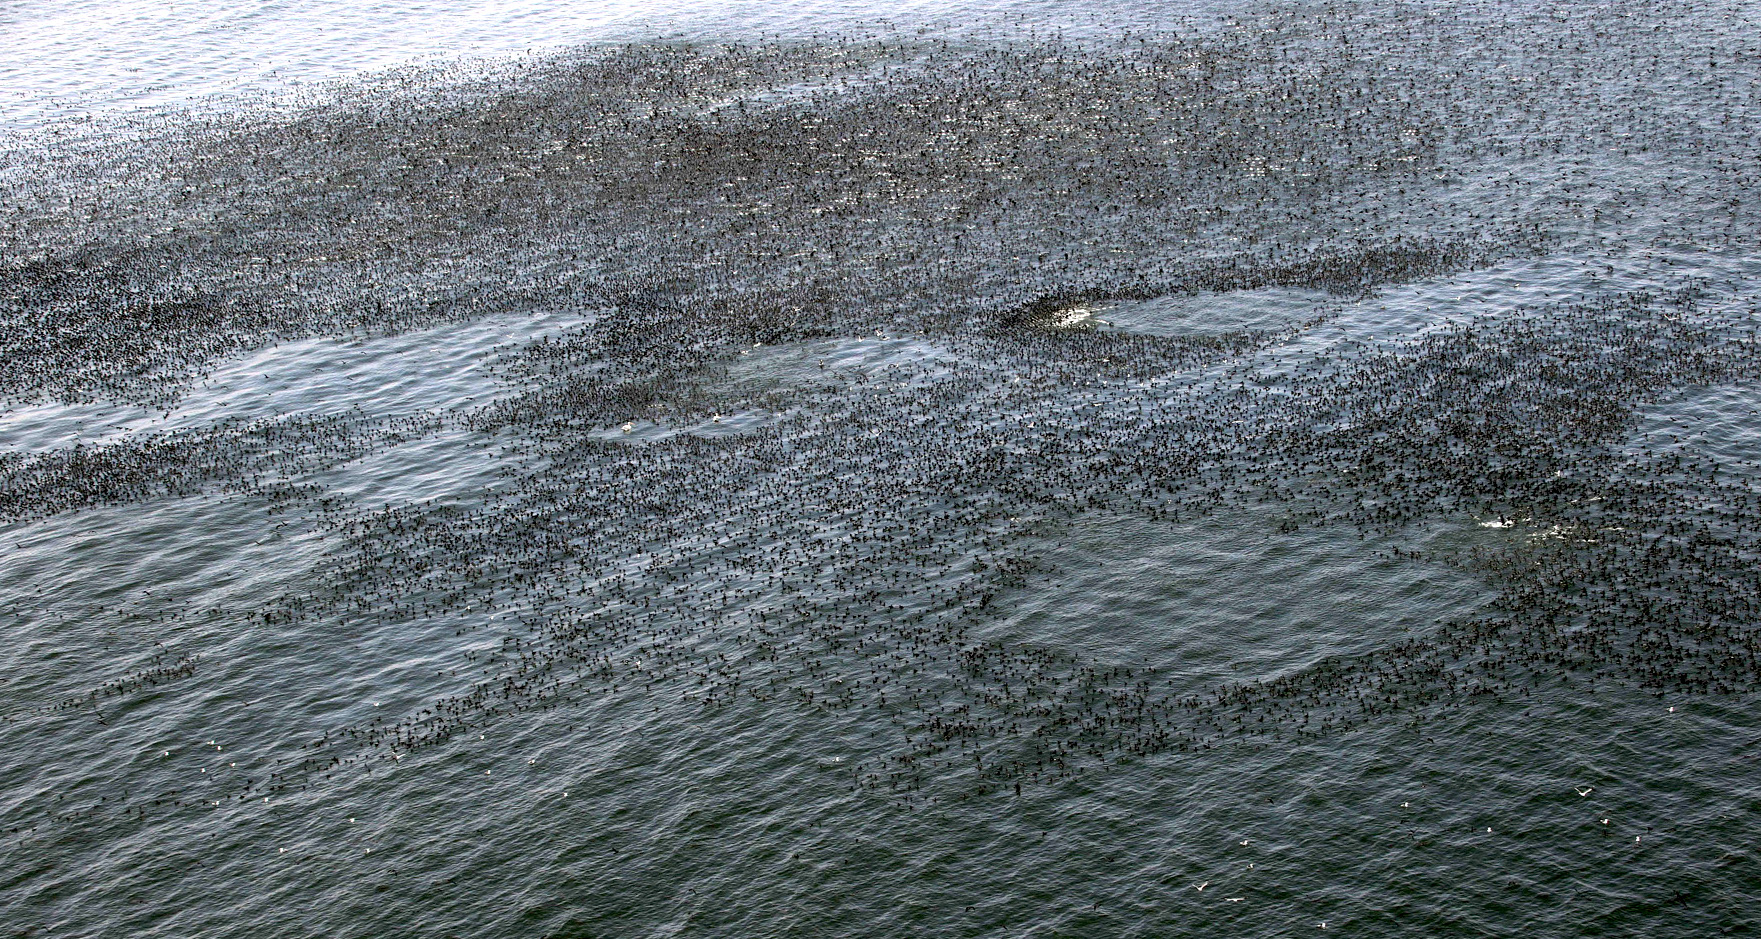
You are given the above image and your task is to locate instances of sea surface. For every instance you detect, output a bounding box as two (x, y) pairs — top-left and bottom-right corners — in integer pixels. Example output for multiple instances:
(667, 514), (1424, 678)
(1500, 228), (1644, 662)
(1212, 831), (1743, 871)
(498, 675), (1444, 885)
(3, 1), (1761, 936)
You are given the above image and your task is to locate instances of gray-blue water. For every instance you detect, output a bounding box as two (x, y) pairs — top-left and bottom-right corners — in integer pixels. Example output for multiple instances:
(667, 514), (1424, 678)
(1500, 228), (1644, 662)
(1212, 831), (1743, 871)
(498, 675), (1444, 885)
(4, 1), (1761, 935)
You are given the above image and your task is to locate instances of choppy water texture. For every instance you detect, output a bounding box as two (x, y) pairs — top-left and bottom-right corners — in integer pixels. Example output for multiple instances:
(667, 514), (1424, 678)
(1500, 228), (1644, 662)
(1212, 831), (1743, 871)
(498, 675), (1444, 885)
(4, 1), (1761, 935)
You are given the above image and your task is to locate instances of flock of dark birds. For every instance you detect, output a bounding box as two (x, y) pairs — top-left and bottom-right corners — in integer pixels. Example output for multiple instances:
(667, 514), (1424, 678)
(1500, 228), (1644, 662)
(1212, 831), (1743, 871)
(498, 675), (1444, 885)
(1, 2), (1759, 933)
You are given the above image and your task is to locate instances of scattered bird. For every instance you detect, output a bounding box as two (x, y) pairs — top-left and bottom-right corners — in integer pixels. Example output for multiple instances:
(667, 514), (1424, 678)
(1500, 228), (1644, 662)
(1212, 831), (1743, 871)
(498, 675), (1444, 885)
(0, 17), (1753, 936)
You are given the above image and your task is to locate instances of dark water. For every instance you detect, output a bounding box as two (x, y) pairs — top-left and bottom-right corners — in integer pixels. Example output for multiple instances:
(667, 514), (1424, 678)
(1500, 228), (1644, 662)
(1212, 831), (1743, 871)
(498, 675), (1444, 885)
(4, 1), (1761, 935)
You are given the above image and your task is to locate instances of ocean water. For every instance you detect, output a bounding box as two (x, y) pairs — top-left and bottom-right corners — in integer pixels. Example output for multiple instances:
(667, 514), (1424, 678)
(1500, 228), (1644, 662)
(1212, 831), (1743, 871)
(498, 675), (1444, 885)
(4, 1), (1761, 936)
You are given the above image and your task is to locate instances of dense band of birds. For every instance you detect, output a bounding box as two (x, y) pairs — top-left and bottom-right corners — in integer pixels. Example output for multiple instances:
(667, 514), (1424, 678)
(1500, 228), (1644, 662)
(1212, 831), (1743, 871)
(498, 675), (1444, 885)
(1, 0), (1759, 889)
(0, 411), (436, 520)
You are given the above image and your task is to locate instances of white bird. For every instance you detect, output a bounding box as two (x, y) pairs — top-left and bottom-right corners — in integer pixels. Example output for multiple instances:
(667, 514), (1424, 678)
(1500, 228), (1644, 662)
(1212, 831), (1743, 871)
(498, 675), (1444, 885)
(1575, 786), (1593, 797)
(1195, 882), (1208, 891)
(1225, 897), (1244, 902)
